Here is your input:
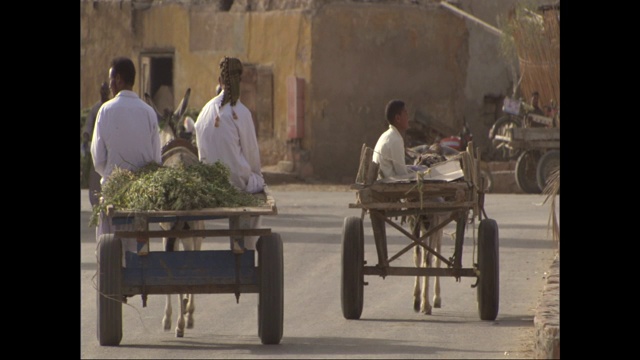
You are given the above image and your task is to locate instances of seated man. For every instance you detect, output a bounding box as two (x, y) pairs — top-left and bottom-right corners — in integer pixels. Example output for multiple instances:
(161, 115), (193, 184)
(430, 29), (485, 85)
(373, 99), (412, 180)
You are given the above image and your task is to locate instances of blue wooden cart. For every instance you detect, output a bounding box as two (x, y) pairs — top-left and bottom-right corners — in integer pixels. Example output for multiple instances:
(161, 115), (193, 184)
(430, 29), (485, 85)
(96, 188), (282, 346)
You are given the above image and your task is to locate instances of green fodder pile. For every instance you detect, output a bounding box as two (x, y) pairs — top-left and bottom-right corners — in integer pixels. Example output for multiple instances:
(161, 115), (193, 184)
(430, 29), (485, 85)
(89, 161), (264, 226)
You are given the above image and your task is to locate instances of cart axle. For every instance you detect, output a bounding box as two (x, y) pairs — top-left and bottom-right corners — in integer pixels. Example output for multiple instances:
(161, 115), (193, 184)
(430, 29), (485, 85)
(363, 266), (477, 278)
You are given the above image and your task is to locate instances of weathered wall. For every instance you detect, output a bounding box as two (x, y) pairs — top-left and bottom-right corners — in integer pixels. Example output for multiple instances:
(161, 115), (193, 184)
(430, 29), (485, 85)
(310, 2), (468, 182)
(83, 0), (513, 182)
(453, 0), (554, 157)
(80, 0), (312, 166)
(80, 1), (137, 107)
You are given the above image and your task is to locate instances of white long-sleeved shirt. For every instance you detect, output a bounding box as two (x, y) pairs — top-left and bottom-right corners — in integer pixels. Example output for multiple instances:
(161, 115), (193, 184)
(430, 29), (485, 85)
(372, 124), (410, 179)
(91, 90), (162, 185)
(194, 90), (264, 193)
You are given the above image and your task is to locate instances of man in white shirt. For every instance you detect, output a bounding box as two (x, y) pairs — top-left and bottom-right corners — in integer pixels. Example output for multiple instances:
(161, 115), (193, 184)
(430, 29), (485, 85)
(194, 56), (265, 250)
(373, 99), (412, 179)
(370, 99), (413, 267)
(91, 56), (162, 263)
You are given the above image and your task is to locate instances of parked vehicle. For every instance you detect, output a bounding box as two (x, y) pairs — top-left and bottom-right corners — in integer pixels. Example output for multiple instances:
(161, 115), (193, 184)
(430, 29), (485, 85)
(488, 95), (556, 161)
(488, 95), (559, 193)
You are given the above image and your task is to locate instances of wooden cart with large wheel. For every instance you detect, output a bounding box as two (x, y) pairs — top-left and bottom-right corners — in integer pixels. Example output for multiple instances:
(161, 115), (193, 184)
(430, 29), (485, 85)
(509, 127), (560, 194)
(341, 144), (500, 321)
(96, 188), (283, 346)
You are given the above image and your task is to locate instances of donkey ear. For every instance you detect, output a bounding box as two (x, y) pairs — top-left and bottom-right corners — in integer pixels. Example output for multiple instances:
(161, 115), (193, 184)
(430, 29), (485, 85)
(144, 92), (163, 123)
(173, 88), (191, 119)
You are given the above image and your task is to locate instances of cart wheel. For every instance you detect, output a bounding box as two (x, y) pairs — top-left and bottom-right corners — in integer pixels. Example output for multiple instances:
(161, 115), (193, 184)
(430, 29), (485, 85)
(341, 216), (365, 320)
(489, 115), (522, 161)
(536, 150), (560, 192)
(515, 150), (542, 194)
(96, 234), (123, 346)
(477, 219), (499, 321)
(257, 233), (284, 345)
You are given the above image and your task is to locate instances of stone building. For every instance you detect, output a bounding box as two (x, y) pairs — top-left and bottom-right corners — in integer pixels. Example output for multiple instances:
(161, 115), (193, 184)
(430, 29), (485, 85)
(80, 0), (551, 183)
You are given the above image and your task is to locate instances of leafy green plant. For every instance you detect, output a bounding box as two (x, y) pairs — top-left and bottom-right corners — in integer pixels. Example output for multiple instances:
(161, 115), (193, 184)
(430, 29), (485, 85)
(89, 161), (264, 226)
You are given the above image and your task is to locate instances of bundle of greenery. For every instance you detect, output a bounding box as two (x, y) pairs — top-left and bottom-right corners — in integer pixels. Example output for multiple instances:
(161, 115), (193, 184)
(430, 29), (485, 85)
(89, 161), (264, 226)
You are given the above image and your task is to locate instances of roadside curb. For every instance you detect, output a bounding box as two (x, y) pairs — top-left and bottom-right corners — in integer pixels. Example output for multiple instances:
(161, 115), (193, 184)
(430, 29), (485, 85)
(534, 252), (560, 359)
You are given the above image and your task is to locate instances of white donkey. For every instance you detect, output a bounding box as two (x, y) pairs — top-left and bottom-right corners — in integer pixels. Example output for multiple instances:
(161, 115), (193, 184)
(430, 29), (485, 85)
(145, 88), (204, 338)
(405, 145), (451, 315)
(410, 213), (445, 315)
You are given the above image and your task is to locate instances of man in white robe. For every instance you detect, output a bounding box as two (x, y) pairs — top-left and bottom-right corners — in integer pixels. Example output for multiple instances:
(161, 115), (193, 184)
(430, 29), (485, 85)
(91, 56), (162, 264)
(195, 56), (265, 250)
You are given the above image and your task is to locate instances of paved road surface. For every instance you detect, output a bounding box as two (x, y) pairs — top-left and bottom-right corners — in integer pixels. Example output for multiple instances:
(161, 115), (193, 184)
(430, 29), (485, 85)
(80, 188), (557, 359)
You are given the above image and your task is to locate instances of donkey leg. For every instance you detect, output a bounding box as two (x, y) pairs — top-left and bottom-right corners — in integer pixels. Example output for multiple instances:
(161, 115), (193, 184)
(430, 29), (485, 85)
(413, 245), (422, 312)
(175, 293), (186, 338)
(421, 253), (432, 315)
(163, 295), (172, 331)
(162, 234), (178, 331)
(411, 217), (423, 312)
(181, 232), (198, 329)
(432, 215), (444, 309)
(420, 217), (433, 315)
(187, 225), (205, 328)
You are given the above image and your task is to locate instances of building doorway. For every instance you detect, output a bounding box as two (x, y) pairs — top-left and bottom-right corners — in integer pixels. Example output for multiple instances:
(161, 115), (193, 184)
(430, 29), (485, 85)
(140, 53), (174, 113)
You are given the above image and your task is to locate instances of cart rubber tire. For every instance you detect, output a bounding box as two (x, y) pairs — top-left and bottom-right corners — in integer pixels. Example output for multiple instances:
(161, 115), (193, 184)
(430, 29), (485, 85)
(536, 150), (560, 192)
(97, 234), (123, 346)
(489, 115), (522, 161)
(257, 233), (284, 345)
(341, 216), (365, 320)
(477, 219), (499, 321)
(515, 150), (542, 194)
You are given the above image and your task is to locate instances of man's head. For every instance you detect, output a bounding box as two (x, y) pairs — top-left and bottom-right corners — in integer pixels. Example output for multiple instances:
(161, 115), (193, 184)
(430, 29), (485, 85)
(99, 81), (110, 103)
(385, 99), (409, 132)
(219, 56), (243, 106)
(531, 91), (540, 106)
(109, 57), (136, 96)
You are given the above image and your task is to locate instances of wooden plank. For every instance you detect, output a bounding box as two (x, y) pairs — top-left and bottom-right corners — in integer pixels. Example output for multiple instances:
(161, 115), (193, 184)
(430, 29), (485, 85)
(355, 143), (369, 184)
(109, 189), (277, 222)
(115, 228), (272, 239)
(349, 200), (476, 210)
(122, 283), (259, 295)
(511, 127), (560, 141)
(121, 250), (257, 293)
(509, 140), (560, 149)
(363, 266), (477, 277)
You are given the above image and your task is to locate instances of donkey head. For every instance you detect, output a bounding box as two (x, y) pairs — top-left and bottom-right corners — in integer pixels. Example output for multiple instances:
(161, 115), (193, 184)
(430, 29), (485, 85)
(144, 88), (192, 141)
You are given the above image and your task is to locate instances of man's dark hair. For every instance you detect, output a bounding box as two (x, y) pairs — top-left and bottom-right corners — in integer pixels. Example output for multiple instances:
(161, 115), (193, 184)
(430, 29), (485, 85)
(111, 57), (136, 86)
(385, 99), (405, 124)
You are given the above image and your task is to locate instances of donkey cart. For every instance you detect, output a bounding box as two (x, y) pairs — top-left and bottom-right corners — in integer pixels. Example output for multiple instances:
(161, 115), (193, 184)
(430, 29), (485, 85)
(96, 188), (283, 346)
(342, 144), (499, 321)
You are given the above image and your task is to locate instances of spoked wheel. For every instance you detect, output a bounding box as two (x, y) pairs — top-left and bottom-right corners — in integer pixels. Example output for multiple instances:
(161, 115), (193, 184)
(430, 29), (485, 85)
(97, 234), (123, 346)
(257, 233), (284, 345)
(536, 150), (560, 192)
(515, 150), (542, 194)
(489, 115), (522, 161)
(477, 219), (499, 321)
(341, 216), (365, 320)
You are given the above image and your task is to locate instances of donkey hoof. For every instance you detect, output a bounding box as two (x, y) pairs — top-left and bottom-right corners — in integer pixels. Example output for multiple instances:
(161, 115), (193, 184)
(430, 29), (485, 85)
(187, 319), (194, 329)
(422, 306), (432, 315)
(413, 299), (420, 312)
(433, 298), (441, 308)
(162, 318), (171, 331)
(175, 329), (184, 338)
